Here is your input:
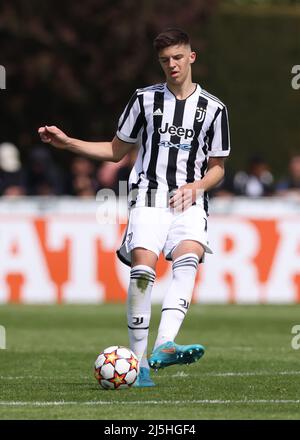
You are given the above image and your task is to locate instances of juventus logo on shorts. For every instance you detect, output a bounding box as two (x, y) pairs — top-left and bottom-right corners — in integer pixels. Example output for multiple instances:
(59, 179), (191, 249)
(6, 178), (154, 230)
(126, 232), (133, 245)
(132, 317), (144, 325)
(179, 299), (190, 310)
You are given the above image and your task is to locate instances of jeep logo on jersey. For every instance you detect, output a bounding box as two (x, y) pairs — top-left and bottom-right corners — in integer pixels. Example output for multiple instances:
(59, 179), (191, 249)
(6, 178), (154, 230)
(159, 123), (194, 139)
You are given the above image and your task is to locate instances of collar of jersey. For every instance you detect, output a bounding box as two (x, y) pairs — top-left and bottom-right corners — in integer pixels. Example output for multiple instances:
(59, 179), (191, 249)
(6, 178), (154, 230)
(164, 83), (201, 101)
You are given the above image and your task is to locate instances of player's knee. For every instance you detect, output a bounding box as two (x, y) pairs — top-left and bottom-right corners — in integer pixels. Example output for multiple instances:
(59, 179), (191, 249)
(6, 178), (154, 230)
(131, 248), (158, 270)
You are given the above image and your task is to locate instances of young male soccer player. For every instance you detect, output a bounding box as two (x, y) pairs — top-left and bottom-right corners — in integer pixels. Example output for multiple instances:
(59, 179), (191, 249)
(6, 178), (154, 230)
(38, 28), (230, 387)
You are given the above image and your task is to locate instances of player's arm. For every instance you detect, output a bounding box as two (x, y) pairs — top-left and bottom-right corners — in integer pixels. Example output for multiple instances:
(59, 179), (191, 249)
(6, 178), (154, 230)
(38, 125), (134, 163)
(195, 157), (225, 192)
(169, 158), (226, 210)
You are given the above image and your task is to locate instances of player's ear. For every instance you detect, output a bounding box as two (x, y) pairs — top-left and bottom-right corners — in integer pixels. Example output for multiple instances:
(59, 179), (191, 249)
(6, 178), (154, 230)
(190, 51), (196, 64)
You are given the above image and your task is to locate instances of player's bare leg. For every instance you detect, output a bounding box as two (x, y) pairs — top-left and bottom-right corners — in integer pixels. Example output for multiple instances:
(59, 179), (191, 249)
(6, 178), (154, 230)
(149, 240), (205, 369)
(128, 247), (157, 386)
(171, 239), (204, 261)
(131, 247), (158, 270)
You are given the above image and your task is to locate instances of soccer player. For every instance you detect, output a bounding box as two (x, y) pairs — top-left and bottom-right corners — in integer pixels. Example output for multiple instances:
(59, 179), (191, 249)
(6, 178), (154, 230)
(38, 28), (230, 387)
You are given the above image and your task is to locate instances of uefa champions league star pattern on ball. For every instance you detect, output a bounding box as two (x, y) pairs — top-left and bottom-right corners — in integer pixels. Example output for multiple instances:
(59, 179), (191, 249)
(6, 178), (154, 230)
(94, 346), (139, 390)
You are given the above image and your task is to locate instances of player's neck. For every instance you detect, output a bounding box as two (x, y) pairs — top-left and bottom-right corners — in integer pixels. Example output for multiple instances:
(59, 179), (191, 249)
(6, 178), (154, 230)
(166, 77), (196, 100)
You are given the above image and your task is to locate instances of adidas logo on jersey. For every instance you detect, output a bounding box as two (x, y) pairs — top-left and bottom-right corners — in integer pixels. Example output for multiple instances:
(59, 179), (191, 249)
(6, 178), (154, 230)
(153, 108), (163, 116)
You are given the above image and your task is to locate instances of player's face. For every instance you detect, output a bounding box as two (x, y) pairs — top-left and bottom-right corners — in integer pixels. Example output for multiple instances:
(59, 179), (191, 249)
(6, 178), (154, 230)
(158, 44), (196, 85)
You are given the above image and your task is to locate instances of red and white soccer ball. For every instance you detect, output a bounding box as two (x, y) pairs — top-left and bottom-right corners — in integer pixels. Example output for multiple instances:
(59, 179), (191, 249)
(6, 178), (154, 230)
(94, 346), (139, 390)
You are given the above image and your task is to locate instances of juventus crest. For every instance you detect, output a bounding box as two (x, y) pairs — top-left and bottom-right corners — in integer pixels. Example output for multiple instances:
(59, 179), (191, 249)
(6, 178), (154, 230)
(196, 106), (206, 122)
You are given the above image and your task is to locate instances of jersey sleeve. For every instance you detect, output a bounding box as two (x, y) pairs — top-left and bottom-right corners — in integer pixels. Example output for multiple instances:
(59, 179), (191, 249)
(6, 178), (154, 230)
(207, 105), (231, 157)
(116, 91), (144, 143)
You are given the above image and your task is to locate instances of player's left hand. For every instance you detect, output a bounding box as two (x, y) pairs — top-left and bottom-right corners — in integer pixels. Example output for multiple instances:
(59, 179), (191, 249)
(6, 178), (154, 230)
(169, 182), (204, 212)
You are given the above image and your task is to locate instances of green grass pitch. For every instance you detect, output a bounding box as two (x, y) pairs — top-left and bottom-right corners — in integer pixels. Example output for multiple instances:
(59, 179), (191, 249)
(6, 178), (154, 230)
(0, 303), (300, 420)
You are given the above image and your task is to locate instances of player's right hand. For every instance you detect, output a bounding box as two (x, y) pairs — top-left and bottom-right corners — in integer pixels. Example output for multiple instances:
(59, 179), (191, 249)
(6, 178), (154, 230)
(38, 125), (70, 149)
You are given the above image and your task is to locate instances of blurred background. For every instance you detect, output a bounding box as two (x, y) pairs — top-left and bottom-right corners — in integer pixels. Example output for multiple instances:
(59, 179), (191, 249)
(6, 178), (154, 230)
(0, 0), (300, 304)
(1, 0), (300, 198)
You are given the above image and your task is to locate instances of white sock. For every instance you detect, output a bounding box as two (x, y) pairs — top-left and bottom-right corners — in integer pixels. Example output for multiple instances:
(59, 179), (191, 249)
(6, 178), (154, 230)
(127, 265), (155, 369)
(153, 253), (199, 350)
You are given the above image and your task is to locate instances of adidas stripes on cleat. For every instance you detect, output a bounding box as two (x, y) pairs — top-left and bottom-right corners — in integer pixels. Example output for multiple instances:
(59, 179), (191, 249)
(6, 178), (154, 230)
(148, 341), (205, 370)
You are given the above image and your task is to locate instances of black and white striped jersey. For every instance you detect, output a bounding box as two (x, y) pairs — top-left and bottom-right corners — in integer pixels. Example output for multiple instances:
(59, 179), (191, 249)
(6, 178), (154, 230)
(116, 83), (230, 210)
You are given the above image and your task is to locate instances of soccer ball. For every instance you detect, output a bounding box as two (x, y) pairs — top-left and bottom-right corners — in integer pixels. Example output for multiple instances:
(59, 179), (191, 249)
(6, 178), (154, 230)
(94, 345), (139, 390)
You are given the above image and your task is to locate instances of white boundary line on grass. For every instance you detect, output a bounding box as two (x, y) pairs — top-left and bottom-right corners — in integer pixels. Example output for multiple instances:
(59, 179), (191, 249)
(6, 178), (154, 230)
(2, 371), (300, 380)
(0, 399), (300, 407)
(201, 371), (300, 377)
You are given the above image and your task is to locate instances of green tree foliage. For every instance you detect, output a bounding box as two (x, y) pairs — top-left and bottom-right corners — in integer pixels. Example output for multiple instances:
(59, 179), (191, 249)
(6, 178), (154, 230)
(202, 5), (300, 176)
(0, 0), (217, 153)
(224, 0), (300, 4)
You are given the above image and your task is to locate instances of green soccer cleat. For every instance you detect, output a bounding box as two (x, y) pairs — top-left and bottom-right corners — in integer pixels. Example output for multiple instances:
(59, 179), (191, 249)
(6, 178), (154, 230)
(148, 341), (205, 370)
(133, 367), (156, 387)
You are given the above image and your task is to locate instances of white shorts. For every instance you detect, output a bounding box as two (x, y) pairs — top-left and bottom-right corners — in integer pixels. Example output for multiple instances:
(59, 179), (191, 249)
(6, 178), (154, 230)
(117, 205), (213, 267)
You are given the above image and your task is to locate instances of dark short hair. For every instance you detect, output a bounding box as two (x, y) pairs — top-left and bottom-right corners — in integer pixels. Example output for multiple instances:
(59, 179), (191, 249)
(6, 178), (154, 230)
(153, 28), (191, 52)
